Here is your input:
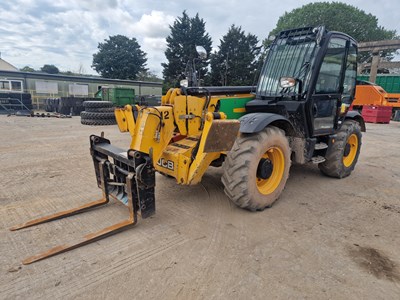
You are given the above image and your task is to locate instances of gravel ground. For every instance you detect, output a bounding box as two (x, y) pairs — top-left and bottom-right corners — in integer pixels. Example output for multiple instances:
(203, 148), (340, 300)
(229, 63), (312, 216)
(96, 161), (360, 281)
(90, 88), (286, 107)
(0, 115), (399, 299)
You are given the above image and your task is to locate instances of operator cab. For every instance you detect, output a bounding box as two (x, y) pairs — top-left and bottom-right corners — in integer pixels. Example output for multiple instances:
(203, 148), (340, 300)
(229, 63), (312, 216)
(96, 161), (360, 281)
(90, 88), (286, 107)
(246, 26), (358, 138)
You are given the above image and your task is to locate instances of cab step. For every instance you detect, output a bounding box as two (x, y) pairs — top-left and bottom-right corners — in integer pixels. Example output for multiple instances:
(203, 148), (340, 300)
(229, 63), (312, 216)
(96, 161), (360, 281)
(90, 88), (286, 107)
(314, 142), (328, 150)
(311, 156), (326, 164)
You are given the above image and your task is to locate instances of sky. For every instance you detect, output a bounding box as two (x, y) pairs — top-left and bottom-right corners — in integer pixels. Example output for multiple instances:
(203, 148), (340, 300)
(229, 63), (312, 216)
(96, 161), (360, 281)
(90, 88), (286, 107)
(1, 0), (399, 77)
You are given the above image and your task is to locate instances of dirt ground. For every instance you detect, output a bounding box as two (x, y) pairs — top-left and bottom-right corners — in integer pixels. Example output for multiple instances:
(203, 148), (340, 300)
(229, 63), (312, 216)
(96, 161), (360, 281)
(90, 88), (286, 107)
(0, 115), (399, 299)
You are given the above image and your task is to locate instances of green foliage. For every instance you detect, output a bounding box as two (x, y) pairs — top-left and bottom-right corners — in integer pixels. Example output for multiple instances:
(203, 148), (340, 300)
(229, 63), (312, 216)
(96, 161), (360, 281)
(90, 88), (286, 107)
(20, 66), (35, 72)
(136, 70), (163, 83)
(40, 64), (59, 74)
(269, 2), (396, 43)
(162, 11), (212, 91)
(92, 35), (147, 80)
(59, 71), (74, 76)
(266, 2), (398, 64)
(210, 25), (261, 86)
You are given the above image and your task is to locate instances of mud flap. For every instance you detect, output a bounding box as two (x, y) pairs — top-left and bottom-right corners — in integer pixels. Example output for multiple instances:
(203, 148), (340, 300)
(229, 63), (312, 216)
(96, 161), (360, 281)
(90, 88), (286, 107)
(203, 119), (240, 152)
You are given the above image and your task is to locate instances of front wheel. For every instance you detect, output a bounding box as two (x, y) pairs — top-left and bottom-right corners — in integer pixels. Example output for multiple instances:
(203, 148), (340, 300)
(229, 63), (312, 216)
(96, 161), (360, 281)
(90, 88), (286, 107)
(319, 120), (362, 178)
(221, 126), (291, 211)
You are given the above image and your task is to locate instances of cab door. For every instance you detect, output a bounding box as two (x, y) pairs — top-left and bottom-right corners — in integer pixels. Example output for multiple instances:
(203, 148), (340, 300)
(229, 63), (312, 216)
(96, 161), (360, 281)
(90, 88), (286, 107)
(310, 37), (348, 136)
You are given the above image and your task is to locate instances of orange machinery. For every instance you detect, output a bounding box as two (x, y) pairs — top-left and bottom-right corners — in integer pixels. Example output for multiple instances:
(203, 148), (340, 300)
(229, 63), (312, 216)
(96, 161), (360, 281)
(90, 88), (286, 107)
(353, 81), (400, 111)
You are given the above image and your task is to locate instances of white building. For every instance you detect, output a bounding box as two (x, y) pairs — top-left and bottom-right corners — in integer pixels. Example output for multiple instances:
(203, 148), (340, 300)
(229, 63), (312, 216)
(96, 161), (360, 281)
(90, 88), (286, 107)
(0, 56), (18, 71)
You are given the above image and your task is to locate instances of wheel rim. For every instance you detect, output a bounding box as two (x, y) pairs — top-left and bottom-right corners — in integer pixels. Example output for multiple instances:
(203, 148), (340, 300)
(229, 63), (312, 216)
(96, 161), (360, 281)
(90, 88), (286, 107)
(343, 133), (358, 167)
(256, 147), (285, 195)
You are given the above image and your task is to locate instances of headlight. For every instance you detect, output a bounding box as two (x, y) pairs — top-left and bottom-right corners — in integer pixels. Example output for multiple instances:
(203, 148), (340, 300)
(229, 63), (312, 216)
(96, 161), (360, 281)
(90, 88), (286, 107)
(180, 79), (188, 87)
(279, 77), (297, 88)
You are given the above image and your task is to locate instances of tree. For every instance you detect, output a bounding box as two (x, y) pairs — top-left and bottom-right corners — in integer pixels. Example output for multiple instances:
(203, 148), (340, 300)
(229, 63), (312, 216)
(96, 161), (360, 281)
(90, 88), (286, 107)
(92, 35), (147, 80)
(77, 63), (86, 75)
(268, 2), (396, 56)
(136, 70), (163, 83)
(41, 64), (59, 74)
(20, 66), (35, 72)
(210, 25), (261, 86)
(162, 11), (212, 91)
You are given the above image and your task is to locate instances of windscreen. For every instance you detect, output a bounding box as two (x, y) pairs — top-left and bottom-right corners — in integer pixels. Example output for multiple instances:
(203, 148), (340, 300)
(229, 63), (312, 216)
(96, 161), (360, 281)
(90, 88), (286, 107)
(257, 30), (318, 98)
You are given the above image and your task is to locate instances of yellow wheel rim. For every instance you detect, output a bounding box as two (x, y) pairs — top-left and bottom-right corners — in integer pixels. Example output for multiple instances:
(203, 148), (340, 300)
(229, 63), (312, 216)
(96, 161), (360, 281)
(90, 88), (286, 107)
(343, 134), (358, 167)
(256, 147), (285, 195)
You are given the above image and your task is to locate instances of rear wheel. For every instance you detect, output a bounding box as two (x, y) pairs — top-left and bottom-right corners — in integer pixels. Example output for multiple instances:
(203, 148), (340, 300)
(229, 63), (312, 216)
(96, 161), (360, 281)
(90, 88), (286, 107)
(319, 120), (362, 178)
(221, 126), (291, 211)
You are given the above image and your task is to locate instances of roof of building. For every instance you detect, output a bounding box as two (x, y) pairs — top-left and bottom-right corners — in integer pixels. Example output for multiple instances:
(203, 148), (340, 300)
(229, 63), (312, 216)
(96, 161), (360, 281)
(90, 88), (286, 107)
(0, 58), (18, 71)
(0, 70), (163, 87)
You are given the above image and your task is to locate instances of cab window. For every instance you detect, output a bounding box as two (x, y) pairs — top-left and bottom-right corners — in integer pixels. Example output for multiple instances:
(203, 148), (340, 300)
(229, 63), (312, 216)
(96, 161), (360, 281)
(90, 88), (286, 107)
(342, 43), (357, 99)
(315, 38), (347, 94)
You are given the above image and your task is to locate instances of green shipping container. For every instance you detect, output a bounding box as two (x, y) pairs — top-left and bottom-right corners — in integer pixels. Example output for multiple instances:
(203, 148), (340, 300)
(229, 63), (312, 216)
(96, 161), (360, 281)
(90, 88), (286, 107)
(101, 87), (135, 106)
(357, 75), (400, 93)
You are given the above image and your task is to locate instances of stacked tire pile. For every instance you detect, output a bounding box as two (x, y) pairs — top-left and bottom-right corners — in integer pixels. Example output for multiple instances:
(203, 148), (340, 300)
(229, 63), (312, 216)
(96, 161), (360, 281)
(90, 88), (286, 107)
(45, 97), (99, 115)
(44, 98), (60, 112)
(81, 101), (117, 126)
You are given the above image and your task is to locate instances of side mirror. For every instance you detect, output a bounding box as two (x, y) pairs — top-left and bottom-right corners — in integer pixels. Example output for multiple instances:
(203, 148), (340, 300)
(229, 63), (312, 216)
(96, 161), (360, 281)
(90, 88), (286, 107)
(196, 46), (207, 60)
(279, 77), (297, 88)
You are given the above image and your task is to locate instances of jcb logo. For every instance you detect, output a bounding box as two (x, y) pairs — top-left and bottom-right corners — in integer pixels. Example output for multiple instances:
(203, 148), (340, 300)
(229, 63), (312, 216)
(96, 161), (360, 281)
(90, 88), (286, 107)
(157, 158), (174, 171)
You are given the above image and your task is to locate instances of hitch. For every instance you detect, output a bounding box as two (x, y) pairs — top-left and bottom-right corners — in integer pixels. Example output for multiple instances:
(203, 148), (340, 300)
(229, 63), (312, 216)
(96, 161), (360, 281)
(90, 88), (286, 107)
(10, 135), (156, 264)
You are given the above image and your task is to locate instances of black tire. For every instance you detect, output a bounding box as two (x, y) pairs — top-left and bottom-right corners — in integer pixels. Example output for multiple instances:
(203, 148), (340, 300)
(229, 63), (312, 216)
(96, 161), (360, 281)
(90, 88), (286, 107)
(221, 126), (291, 211)
(8, 98), (32, 105)
(80, 118), (117, 126)
(83, 101), (113, 108)
(392, 109), (400, 121)
(319, 120), (362, 178)
(84, 107), (115, 113)
(80, 111), (115, 120)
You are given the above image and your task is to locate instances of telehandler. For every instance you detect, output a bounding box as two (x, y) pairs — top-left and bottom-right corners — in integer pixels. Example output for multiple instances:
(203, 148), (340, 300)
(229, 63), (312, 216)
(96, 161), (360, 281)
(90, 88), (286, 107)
(11, 26), (365, 264)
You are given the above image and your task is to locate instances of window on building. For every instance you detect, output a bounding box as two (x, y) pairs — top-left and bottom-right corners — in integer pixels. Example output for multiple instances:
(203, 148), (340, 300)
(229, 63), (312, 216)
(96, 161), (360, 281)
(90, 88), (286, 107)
(11, 81), (23, 92)
(0, 80), (10, 90)
(35, 81), (58, 94)
(69, 84), (89, 96)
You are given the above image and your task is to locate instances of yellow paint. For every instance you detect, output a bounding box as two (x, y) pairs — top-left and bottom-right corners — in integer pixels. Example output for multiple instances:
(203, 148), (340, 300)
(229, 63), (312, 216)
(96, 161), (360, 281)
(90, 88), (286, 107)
(162, 88), (173, 104)
(187, 112), (228, 184)
(115, 105), (138, 135)
(233, 107), (246, 113)
(154, 137), (198, 183)
(115, 107), (129, 132)
(129, 106), (175, 163)
(256, 147), (285, 195)
(172, 95), (188, 136)
(343, 134), (358, 167)
(119, 87), (258, 186)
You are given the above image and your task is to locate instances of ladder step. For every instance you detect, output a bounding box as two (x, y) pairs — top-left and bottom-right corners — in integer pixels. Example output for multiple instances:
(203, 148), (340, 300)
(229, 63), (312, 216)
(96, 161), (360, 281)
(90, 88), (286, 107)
(311, 156), (326, 164)
(314, 142), (328, 150)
